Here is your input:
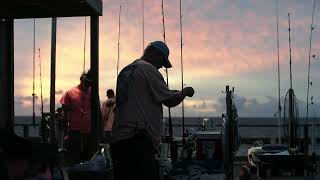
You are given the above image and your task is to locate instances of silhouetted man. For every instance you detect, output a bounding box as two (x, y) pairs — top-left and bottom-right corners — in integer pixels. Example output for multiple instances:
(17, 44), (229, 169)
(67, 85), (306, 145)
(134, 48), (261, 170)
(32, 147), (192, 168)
(111, 41), (195, 180)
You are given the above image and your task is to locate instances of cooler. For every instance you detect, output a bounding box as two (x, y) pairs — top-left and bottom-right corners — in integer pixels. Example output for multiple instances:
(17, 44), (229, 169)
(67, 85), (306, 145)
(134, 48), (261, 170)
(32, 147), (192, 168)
(195, 131), (222, 160)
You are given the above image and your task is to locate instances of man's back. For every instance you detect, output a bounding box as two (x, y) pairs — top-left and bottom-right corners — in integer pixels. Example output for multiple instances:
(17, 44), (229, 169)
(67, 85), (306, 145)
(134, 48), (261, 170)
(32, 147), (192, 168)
(110, 41), (194, 180)
(112, 59), (173, 148)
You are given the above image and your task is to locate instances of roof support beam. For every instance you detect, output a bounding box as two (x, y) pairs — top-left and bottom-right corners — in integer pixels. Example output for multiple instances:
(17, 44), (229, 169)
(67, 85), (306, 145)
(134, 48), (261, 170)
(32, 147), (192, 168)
(49, 17), (57, 144)
(90, 15), (101, 148)
(0, 0), (103, 19)
(86, 0), (103, 15)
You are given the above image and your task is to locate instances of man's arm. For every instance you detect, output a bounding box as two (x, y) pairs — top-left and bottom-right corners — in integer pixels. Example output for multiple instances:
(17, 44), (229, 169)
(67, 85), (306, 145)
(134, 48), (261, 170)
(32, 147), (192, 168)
(163, 87), (194, 107)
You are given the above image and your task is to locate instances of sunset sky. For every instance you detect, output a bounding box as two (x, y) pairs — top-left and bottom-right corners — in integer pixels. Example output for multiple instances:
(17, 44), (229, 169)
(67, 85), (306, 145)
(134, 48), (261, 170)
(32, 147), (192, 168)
(13, 0), (320, 117)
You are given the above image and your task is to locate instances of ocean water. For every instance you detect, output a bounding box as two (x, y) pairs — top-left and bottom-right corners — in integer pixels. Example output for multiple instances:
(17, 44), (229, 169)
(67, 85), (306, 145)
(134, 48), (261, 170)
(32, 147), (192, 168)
(164, 117), (320, 138)
(14, 116), (320, 137)
(13, 116), (320, 155)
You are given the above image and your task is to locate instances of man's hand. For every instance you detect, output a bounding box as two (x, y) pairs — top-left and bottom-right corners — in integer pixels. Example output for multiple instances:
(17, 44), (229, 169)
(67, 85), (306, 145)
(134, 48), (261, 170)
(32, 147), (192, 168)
(183, 87), (194, 97)
(163, 87), (195, 107)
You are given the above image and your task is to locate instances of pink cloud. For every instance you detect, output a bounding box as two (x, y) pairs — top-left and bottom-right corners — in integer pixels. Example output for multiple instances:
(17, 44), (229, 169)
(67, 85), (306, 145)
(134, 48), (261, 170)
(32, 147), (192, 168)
(12, 0), (320, 115)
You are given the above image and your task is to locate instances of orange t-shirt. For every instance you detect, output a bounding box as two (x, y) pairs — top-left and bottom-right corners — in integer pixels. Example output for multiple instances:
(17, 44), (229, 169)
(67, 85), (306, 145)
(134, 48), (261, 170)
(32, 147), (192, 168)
(60, 85), (91, 133)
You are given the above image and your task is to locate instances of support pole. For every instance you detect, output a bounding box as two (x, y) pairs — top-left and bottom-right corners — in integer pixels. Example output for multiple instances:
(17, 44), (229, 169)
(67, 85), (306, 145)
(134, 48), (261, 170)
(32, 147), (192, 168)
(288, 89), (296, 151)
(0, 18), (14, 131)
(49, 17), (57, 144)
(225, 85), (234, 180)
(90, 16), (101, 147)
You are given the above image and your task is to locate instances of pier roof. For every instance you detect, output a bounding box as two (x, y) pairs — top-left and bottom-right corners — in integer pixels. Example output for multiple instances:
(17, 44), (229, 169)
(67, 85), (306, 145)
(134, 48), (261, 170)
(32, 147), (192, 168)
(0, 0), (102, 19)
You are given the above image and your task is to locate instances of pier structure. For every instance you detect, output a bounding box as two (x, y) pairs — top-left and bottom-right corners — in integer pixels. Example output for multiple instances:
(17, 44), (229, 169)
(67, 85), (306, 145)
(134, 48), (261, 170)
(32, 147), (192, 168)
(0, 0), (103, 147)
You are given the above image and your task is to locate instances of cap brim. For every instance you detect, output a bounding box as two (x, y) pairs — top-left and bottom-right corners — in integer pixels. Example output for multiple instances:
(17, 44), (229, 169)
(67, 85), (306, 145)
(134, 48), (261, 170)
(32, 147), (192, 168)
(163, 58), (172, 68)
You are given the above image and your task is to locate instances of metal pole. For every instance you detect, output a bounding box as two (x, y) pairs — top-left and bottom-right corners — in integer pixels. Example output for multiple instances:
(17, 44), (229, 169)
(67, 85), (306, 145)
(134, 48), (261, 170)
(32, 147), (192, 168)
(49, 17), (57, 144)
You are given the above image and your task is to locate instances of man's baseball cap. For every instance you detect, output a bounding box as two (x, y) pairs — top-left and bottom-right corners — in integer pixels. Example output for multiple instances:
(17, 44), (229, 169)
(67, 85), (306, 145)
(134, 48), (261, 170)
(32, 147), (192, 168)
(149, 41), (172, 68)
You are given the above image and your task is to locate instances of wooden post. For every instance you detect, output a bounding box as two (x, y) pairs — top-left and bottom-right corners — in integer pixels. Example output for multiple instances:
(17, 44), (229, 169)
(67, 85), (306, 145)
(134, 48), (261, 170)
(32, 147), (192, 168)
(23, 125), (29, 137)
(0, 18), (14, 131)
(90, 16), (101, 148)
(225, 85), (234, 180)
(288, 88), (296, 150)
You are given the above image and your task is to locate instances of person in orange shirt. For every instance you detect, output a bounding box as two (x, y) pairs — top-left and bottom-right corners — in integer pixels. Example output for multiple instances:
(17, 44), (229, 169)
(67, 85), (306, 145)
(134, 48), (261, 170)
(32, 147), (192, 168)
(101, 89), (116, 142)
(60, 71), (93, 164)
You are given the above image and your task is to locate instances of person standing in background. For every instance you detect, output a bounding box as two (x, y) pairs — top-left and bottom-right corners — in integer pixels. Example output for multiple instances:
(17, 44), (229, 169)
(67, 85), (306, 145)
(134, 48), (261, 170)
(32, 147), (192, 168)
(60, 71), (94, 164)
(101, 89), (116, 142)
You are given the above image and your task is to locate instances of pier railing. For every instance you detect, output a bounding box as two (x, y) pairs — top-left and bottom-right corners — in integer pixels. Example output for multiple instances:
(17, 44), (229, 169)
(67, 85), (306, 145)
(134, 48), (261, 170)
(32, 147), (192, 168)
(14, 123), (320, 143)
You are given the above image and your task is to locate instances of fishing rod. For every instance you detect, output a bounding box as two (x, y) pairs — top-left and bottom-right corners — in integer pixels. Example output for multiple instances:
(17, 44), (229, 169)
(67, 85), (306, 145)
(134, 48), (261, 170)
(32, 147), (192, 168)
(288, 13), (293, 90)
(161, 0), (173, 138)
(38, 48), (45, 142)
(38, 48), (44, 118)
(287, 13), (298, 150)
(83, 17), (87, 72)
(306, 0), (316, 154)
(179, 0), (185, 137)
(161, 0), (166, 44)
(276, 0), (282, 144)
(32, 19), (36, 126)
(116, 2), (122, 77)
(142, 0), (145, 52)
